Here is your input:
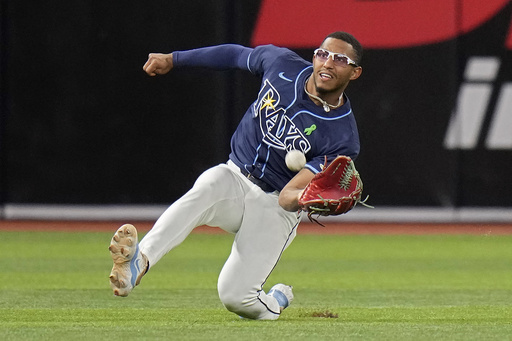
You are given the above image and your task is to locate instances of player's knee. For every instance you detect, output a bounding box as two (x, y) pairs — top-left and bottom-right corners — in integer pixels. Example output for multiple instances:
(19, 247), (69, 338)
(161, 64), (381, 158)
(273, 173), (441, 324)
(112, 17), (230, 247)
(218, 282), (280, 320)
(218, 285), (243, 311)
(218, 284), (253, 316)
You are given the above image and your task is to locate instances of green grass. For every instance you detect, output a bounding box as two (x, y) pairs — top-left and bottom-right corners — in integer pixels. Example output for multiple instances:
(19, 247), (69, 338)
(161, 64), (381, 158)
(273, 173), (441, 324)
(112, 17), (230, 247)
(1, 230), (512, 340)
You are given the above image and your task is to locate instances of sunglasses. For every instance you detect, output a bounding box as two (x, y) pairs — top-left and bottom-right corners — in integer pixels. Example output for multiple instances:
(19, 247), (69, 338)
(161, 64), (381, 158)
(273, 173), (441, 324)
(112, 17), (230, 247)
(314, 48), (358, 67)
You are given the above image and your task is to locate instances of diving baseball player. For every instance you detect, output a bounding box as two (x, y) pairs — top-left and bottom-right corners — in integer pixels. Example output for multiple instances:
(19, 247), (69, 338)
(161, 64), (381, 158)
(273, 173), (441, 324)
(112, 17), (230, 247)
(109, 31), (363, 320)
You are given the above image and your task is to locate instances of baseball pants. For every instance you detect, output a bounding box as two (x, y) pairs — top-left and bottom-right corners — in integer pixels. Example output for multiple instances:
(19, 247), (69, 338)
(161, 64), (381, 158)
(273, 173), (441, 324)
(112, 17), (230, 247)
(139, 160), (301, 320)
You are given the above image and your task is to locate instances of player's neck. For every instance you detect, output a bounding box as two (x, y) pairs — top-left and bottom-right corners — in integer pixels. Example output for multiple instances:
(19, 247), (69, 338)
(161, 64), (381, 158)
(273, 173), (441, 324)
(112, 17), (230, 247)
(305, 77), (344, 112)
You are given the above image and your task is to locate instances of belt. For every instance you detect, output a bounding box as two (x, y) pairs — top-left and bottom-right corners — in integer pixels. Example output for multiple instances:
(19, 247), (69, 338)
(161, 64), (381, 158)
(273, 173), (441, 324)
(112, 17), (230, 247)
(239, 168), (276, 193)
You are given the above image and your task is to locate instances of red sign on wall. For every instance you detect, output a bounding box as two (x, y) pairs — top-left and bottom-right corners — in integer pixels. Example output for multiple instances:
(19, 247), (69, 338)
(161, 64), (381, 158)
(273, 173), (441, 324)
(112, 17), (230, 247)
(252, 0), (512, 49)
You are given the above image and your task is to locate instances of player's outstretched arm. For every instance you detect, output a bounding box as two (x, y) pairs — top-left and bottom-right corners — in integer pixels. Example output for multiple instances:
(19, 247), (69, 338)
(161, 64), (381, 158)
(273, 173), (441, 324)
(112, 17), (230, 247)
(278, 168), (315, 212)
(143, 53), (173, 76)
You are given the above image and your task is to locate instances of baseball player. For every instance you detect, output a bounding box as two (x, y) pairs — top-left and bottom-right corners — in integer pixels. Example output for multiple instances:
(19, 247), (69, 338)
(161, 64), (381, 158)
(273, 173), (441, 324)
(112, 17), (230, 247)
(109, 31), (363, 320)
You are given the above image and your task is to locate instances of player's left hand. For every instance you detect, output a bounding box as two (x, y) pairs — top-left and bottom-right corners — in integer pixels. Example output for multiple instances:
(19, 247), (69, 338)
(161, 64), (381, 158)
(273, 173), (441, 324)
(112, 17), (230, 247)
(298, 155), (372, 225)
(143, 53), (173, 76)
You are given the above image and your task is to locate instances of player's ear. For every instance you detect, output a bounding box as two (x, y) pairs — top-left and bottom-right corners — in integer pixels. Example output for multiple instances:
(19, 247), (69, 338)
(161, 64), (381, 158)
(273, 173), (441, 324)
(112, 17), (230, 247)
(350, 66), (362, 80)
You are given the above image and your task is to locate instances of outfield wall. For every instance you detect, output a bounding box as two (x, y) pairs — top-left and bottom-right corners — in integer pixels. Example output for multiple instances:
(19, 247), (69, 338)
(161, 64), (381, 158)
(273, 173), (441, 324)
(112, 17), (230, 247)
(1, 204), (511, 224)
(0, 1), (511, 216)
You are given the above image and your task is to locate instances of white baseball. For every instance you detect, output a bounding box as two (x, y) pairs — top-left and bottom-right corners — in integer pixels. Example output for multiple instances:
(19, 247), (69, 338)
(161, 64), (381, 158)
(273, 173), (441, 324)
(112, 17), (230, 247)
(285, 150), (306, 172)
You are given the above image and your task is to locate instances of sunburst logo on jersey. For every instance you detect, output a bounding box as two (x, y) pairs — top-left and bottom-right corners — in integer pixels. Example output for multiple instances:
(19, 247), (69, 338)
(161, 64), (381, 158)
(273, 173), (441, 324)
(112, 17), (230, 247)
(253, 80), (281, 118)
(261, 92), (277, 112)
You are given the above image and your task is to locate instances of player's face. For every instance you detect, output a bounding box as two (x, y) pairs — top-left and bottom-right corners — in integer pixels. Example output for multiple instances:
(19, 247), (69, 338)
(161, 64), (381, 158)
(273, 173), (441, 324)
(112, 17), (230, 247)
(312, 38), (362, 95)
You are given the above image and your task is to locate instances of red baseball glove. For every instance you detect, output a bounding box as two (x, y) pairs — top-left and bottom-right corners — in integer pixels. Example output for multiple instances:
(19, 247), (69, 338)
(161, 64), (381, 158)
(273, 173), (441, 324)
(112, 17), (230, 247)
(298, 155), (370, 225)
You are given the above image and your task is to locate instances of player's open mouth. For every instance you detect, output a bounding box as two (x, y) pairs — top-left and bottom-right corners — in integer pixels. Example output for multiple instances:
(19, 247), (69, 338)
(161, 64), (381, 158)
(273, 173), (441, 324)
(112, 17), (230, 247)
(319, 72), (333, 80)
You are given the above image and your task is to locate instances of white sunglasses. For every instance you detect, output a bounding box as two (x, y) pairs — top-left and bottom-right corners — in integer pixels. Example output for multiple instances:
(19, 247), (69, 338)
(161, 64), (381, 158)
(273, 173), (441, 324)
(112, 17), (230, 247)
(314, 48), (359, 67)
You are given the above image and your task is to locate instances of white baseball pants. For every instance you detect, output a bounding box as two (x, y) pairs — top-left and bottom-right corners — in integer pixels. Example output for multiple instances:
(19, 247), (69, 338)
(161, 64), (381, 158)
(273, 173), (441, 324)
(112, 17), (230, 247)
(139, 160), (301, 320)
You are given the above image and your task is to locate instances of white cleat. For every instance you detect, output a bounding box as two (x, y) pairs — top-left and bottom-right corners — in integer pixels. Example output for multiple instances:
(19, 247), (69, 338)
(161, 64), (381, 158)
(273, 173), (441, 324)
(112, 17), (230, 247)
(268, 283), (294, 312)
(109, 224), (147, 297)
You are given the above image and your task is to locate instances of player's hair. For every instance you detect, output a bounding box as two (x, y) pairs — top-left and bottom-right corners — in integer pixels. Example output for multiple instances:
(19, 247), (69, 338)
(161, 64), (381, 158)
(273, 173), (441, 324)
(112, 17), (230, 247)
(323, 32), (363, 66)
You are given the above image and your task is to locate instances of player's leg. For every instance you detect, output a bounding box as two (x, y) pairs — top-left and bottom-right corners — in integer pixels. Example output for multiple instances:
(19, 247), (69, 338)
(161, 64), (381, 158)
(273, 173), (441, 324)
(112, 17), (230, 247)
(217, 185), (300, 320)
(138, 163), (246, 264)
(109, 163), (245, 296)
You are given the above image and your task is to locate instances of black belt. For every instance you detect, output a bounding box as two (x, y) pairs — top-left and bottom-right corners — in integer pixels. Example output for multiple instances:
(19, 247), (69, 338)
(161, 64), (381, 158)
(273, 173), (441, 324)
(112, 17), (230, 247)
(239, 168), (276, 192)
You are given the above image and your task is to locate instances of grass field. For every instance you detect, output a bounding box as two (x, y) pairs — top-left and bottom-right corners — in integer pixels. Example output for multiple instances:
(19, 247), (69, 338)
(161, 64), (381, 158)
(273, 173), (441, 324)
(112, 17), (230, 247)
(1, 227), (511, 340)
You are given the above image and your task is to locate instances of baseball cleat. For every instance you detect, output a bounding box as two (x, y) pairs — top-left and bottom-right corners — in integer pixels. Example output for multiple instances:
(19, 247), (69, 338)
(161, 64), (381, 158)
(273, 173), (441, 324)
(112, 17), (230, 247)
(268, 283), (294, 311)
(109, 224), (148, 297)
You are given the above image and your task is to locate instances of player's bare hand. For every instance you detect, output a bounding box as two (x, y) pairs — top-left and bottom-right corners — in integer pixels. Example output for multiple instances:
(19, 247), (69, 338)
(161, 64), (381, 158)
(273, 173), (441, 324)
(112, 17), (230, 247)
(143, 53), (173, 76)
